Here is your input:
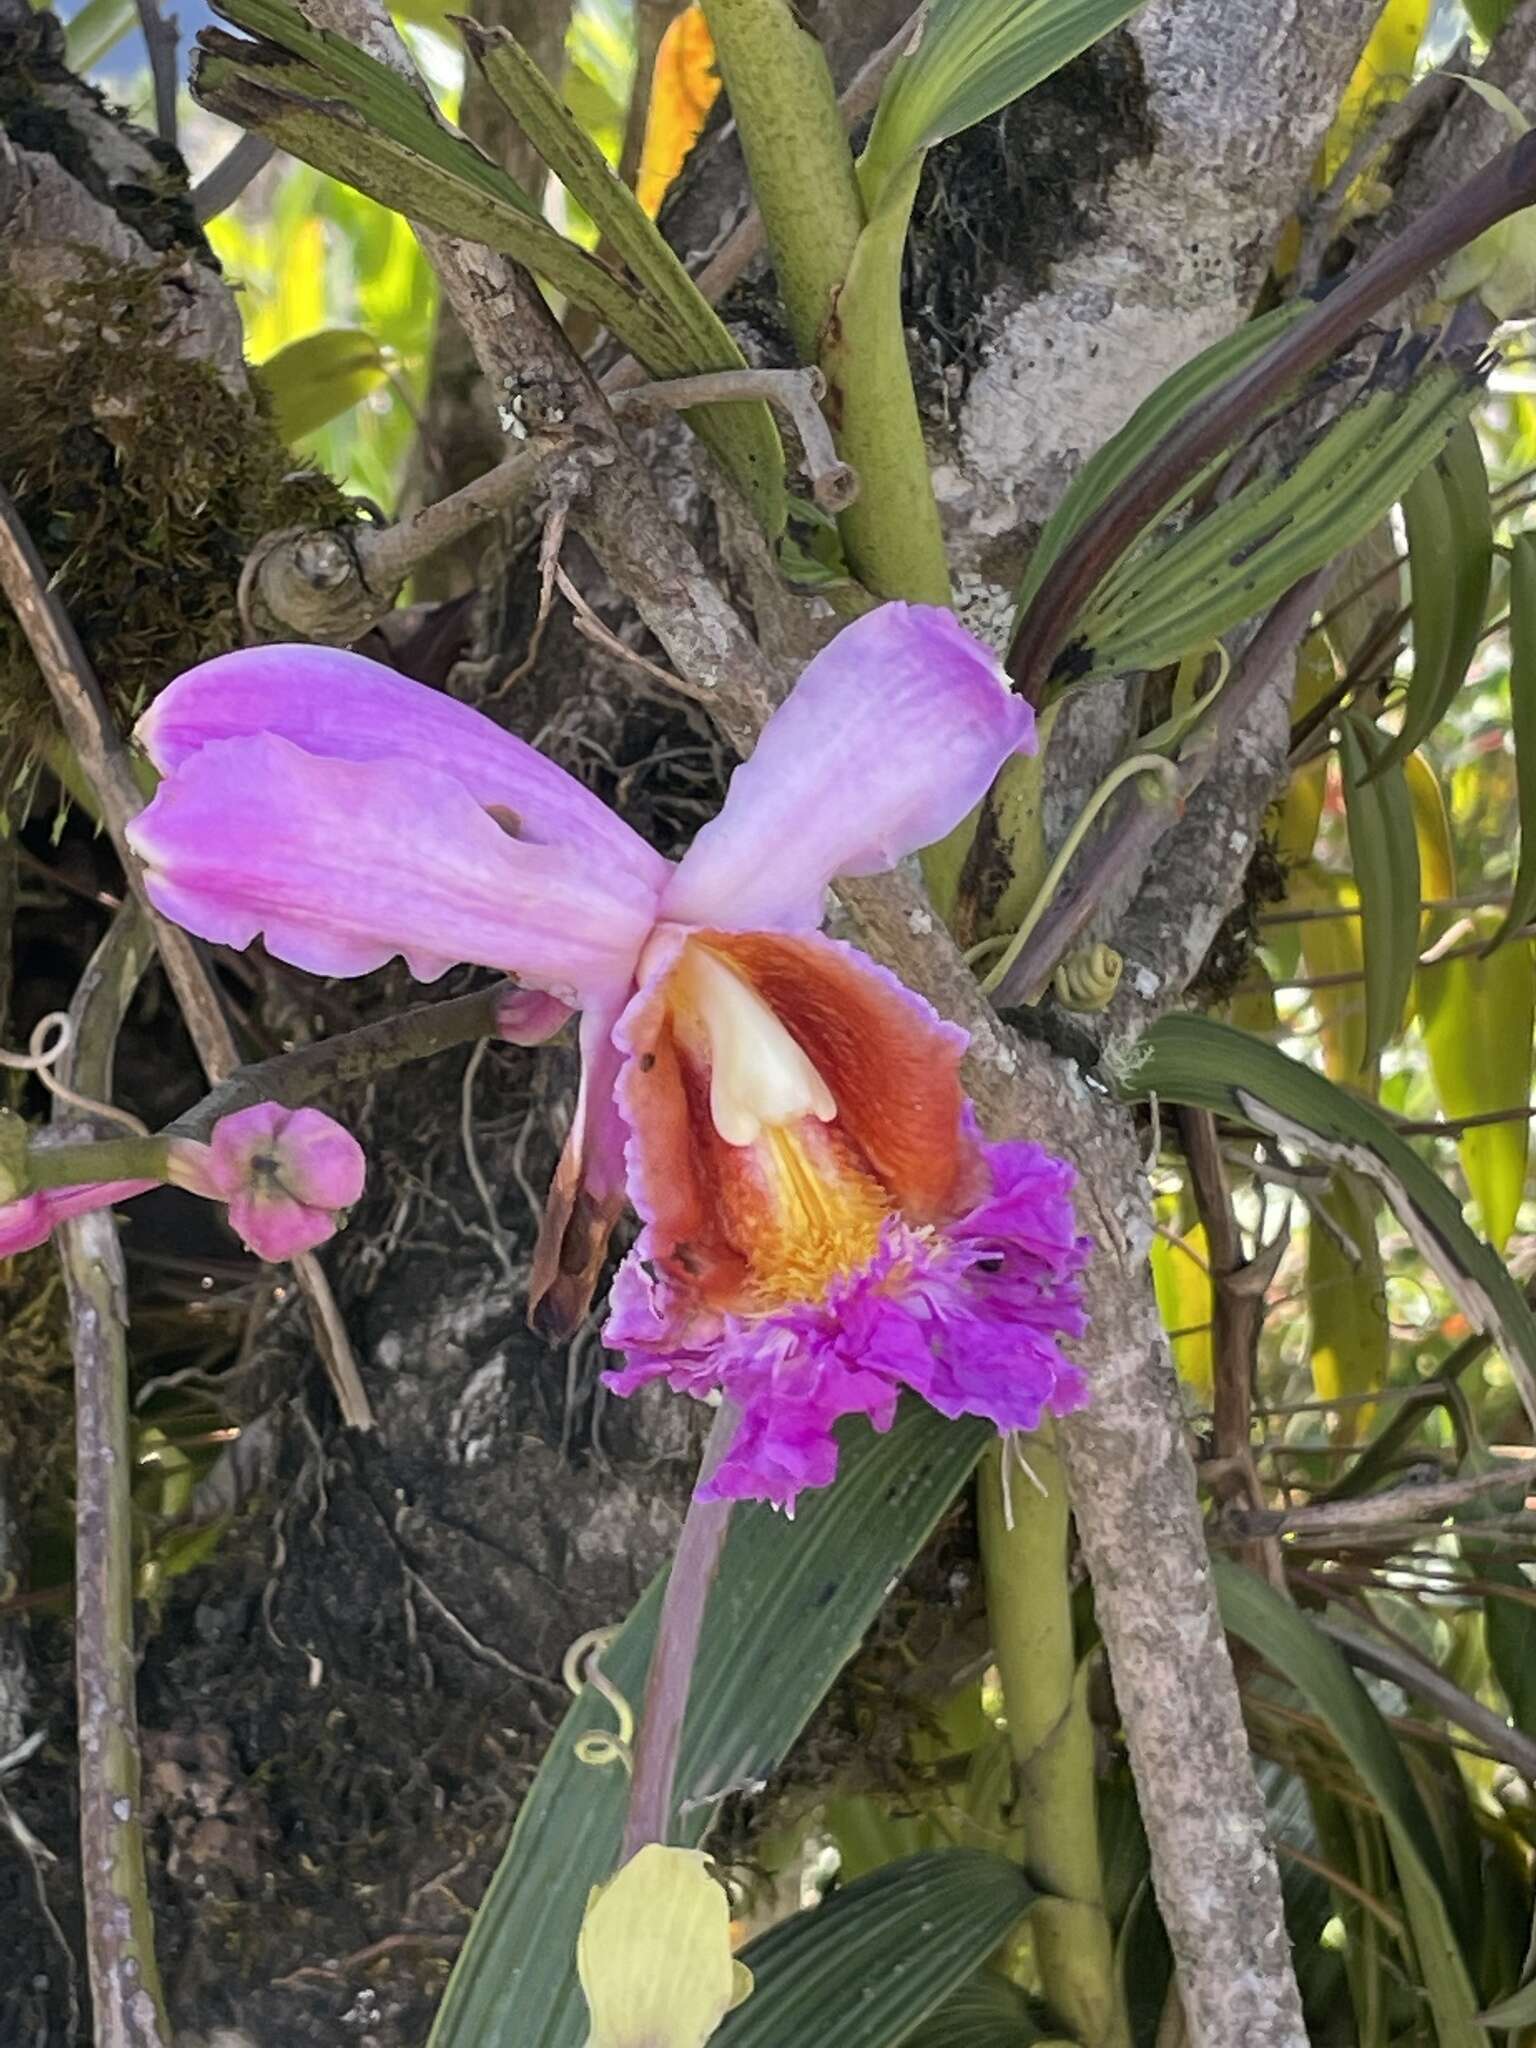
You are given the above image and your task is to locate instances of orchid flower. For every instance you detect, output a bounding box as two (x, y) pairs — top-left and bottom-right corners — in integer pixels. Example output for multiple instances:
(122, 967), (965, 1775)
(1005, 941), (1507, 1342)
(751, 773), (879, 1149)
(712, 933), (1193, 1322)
(0, 1103), (365, 1263)
(127, 604), (1090, 1507)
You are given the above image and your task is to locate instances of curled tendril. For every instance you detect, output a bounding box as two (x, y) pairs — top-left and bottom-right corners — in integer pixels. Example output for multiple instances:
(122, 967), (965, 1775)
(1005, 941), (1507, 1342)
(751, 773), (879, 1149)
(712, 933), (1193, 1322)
(0, 1013), (149, 1135)
(1053, 943), (1124, 1012)
(562, 1626), (635, 1775)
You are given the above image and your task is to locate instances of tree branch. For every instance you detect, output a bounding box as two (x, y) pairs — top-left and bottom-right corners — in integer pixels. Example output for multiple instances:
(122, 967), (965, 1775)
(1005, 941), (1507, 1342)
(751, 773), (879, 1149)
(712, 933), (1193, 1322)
(57, 907), (171, 2048)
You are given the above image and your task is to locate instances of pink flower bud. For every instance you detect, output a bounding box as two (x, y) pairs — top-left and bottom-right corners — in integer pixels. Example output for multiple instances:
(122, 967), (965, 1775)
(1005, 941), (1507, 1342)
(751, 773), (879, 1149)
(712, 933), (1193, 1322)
(202, 1104), (366, 1262)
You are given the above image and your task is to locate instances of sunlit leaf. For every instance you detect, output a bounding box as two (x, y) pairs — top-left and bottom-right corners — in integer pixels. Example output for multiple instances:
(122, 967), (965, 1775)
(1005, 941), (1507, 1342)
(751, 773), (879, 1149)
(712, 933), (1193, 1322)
(637, 5), (720, 217)
(1492, 531), (1536, 950)
(1340, 714), (1420, 1070)
(1272, 755), (1328, 872)
(256, 325), (389, 444)
(1307, 1168), (1389, 1438)
(1317, 0), (1429, 188)
(1149, 1211), (1213, 1402)
(1290, 862), (1371, 1086)
(1404, 749), (1457, 937)
(1419, 911), (1534, 1255)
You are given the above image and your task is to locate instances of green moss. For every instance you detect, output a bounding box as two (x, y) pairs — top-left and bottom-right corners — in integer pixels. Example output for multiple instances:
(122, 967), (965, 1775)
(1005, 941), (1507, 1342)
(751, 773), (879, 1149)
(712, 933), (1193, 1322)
(0, 261), (350, 790)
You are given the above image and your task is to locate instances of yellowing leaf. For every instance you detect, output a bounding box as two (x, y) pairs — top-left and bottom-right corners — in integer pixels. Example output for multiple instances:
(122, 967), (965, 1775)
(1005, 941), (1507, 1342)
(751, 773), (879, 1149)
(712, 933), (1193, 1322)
(1308, 1168), (1390, 1439)
(1403, 749), (1456, 929)
(1271, 756), (1328, 870)
(578, 1845), (749, 2048)
(256, 327), (390, 446)
(1419, 910), (1534, 1254)
(1225, 969), (1279, 1039)
(637, 6), (720, 217)
(1291, 862), (1372, 1087)
(1318, 0), (1429, 188)
(1150, 1209), (1213, 1402)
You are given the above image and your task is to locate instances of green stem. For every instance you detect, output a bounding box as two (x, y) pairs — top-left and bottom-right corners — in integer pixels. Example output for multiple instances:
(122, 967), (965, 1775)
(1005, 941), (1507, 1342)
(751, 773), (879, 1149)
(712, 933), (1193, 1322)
(699, 0), (950, 604)
(28, 1134), (170, 1189)
(973, 754), (1179, 996)
(979, 1432), (1129, 2048)
(820, 157), (951, 605)
(699, 0), (864, 362)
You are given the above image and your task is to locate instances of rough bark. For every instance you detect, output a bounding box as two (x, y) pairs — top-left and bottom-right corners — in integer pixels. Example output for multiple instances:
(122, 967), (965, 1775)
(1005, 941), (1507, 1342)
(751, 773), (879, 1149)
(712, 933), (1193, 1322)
(937, 0), (1382, 593)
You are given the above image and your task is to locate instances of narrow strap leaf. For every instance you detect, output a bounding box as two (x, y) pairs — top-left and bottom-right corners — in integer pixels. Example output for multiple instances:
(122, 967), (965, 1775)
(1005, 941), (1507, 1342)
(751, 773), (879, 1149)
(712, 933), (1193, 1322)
(717, 1850), (1036, 2048)
(1374, 419), (1492, 773)
(1339, 713), (1420, 1071)
(1491, 529), (1536, 948)
(1118, 1015), (1536, 1435)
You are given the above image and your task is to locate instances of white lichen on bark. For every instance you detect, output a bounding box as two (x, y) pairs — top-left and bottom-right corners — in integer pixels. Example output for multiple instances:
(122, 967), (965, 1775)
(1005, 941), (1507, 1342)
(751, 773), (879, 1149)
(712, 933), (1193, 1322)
(939, 0), (1381, 566)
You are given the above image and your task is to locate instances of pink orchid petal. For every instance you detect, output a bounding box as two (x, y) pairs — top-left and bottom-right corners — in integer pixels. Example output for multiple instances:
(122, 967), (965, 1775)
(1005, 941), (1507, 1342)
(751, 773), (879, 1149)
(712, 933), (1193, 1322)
(661, 603), (1034, 931)
(128, 735), (658, 1003)
(138, 645), (670, 891)
(493, 987), (576, 1046)
(0, 1180), (157, 1256)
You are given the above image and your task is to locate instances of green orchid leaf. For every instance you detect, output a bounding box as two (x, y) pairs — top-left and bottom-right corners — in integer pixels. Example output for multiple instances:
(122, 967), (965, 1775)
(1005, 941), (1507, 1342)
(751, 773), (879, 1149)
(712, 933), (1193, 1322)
(1117, 1015), (1536, 1432)
(861, 0), (1149, 206)
(1216, 1564), (1488, 2048)
(1339, 713), (1420, 1070)
(718, 1851), (1036, 2048)
(1065, 362), (1478, 684)
(429, 1404), (992, 2048)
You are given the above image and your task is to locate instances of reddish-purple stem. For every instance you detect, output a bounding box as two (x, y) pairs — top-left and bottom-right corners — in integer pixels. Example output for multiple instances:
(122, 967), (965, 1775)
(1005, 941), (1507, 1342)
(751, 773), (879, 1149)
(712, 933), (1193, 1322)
(619, 1408), (736, 1860)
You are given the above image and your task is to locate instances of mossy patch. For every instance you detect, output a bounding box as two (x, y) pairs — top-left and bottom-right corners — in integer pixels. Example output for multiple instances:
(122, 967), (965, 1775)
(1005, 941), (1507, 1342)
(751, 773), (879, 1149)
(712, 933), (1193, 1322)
(903, 32), (1156, 402)
(0, 262), (348, 789)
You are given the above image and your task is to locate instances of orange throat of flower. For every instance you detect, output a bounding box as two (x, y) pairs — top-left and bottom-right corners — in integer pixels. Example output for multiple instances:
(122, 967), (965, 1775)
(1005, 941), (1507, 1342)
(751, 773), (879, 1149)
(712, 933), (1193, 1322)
(661, 939), (890, 1312)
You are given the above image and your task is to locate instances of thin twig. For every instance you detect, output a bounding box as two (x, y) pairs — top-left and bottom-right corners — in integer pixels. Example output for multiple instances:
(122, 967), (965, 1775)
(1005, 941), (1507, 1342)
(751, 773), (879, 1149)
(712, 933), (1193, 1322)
(191, 133), (275, 222)
(620, 1408), (735, 1860)
(1222, 1457), (1536, 1539)
(616, 367), (856, 509)
(352, 366), (852, 600)
(57, 909), (172, 2048)
(134, 0), (179, 144)
(1319, 1614), (1536, 1782)
(0, 485), (373, 1430)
